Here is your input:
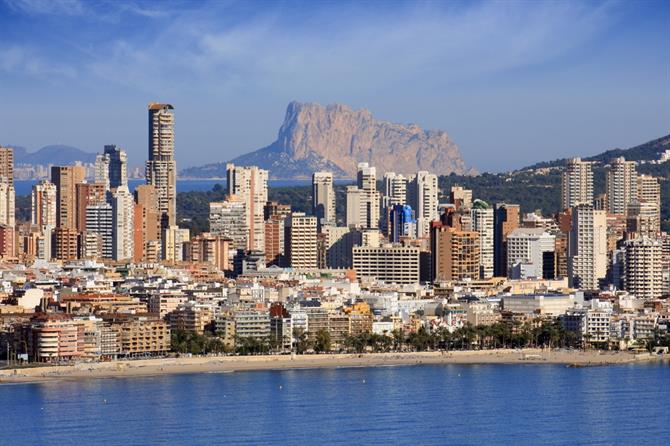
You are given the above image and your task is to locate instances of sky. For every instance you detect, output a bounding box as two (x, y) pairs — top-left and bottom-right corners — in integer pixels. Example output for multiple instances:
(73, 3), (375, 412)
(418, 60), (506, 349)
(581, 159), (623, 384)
(0, 0), (668, 173)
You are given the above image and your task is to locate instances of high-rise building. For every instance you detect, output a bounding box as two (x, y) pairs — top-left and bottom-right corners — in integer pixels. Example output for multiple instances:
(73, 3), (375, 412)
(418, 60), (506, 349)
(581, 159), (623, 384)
(408, 171), (439, 238)
(626, 200), (660, 237)
(85, 202), (113, 259)
(284, 212), (318, 269)
(345, 163), (380, 230)
(51, 165), (86, 229)
(162, 225), (189, 263)
(353, 245), (420, 285)
(226, 163), (268, 251)
(103, 145), (128, 190)
(209, 197), (247, 251)
(637, 175), (661, 232)
(382, 172), (408, 207)
(111, 187), (134, 261)
(606, 157), (637, 215)
(133, 185), (161, 262)
(450, 186), (473, 211)
(94, 153), (110, 191)
(264, 214), (286, 266)
(75, 183), (106, 232)
(188, 233), (230, 271)
(493, 203), (520, 277)
(623, 236), (663, 299)
(0, 183), (15, 228)
(471, 199), (494, 279)
(506, 228), (556, 280)
(561, 158), (593, 210)
(312, 171), (336, 229)
(0, 146), (14, 184)
(146, 103), (177, 228)
(31, 180), (57, 229)
(389, 204), (416, 243)
(0, 146), (14, 229)
(568, 204), (607, 290)
(53, 227), (79, 260)
(430, 220), (480, 282)
(0, 225), (15, 258)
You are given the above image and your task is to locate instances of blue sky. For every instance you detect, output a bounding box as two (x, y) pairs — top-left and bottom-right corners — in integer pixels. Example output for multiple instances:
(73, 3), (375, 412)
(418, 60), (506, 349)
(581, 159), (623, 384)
(0, 0), (668, 172)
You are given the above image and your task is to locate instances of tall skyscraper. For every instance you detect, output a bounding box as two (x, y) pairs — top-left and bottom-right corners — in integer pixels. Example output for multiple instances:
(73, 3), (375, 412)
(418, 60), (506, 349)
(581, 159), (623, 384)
(75, 183), (106, 232)
(94, 153), (110, 190)
(111, 186), (134, 261)
(430, 218), (480, 282)
(209, 196), (247, 251)
(0, 146), (14, 184)
(85, 202), (113, 259)
(637, 174), (661, 231)
(493, 203), (520, 277)
(471, 199), (494, 279)
(51, 165), (86, 229)
(561, 158), (593, 210)
(312, 171), (336, 229)
(568, 204), (607, 290)
(606, 157), (637, 215)
(0, 146), (15, 229)
(146, 103), (177, 228)
(103, 144), (128, 190)
(389, 204), (416, 243)
(284, 212), (318, 269)
(346, 163), (380, 230)
(408, 171), (439, 238)
(382, 172), (408, 207)
(226, 164), (268, 251)
(32, 180), (57, 228)
(623, 236), (663, 299)
(133, 184), (161, 263)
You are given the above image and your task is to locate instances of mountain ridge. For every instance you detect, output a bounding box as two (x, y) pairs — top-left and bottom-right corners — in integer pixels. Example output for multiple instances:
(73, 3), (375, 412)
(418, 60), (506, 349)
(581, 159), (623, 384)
(181, 101), (473, 179)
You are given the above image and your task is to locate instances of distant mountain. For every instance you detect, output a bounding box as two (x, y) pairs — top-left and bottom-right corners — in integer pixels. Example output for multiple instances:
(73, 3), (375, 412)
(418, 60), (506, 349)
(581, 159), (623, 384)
(181, 101), (474, 179)
(522, 134), (670, 171)
(8, 145), (97, 165)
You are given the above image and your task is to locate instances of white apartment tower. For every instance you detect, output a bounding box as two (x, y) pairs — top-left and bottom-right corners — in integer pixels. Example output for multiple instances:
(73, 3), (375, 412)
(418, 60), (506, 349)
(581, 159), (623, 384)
(506, 228), (555, 280)
(85, 202), (113, 259)
(226, 163), (268, 251)
(111, 186), (134, 261)
(606, 157), (637, 215)
(623, 236), (663, 299)
(146, 103), (177, 228)
(568, 204), (607, 290)
(284, 212), (318, 269)
(408, 171), (438, 238)
(209, 197), (247, 251)
(345, 163), (380, 229)
(312, 171), (336, 228)
(562, 158), (593, 210)
(471, 200), (494, 279)
(383, 172), (408, 207)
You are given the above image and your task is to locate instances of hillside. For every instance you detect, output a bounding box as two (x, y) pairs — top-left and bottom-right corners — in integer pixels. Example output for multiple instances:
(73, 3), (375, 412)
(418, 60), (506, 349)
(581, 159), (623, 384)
(9, 145), (97, 165)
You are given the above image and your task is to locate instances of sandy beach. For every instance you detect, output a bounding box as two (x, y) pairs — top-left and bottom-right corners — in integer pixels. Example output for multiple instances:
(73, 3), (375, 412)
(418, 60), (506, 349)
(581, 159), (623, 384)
(0, 349), (664, 384)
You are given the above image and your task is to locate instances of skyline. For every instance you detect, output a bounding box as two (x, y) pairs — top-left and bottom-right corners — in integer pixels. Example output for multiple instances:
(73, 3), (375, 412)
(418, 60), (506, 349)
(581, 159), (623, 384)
(0, 0), (669, 172)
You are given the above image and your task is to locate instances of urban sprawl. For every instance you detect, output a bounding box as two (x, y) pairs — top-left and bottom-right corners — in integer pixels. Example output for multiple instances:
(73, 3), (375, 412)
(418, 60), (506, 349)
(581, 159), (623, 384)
(1, 103), (669, 365)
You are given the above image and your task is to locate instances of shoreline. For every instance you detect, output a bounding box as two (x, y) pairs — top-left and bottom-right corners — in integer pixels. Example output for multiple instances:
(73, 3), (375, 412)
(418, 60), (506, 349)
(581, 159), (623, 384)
(0, 349), (665, 385)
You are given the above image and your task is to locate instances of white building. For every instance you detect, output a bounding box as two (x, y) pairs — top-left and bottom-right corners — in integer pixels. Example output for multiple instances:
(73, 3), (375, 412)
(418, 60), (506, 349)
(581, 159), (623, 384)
(353, 244), (420, 285)
(226, 163), (268, 251)
(111, 186), (134, 261)
(312, 171), (336, 228)
(506, 228), (555, 280)
(209, 197), (247, 251)
(408, 171), (438, 238)
(346, 163), (380, 230)
(561, 158), (593, 210)
(471, 200), (494, 279)
(568, 204), (607, 290)
(624, 236), (663, 299)
(285, 213), (318, 270)
(606, 157), (637, 215)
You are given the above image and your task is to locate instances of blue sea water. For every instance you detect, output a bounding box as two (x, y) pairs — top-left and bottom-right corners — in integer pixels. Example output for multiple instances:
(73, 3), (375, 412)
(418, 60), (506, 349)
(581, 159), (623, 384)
(14, 179), (352, 196)
(1, 363), (669, 445)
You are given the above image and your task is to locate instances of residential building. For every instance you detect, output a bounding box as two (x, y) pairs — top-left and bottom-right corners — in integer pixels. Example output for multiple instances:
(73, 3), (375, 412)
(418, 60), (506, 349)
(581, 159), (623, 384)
(471, 199), (494, 279)
(561, 157), (593, 209)
(31, 180), (57, 229)
(506, 228), (556, 280)
(145, 103), (177, 228)
(568, 204), (607, 289)
(408, 171), (439, 237)
(51, 165), (86, 228)
(606, 157), (637, 215)
(312, 171), (336, 228)
(209, 197), (247, 251)
(624, 236), (663, 299)
(226, 163), (268, 251)
(493, 203), (520, 277)
(285, 212), (318, 269)
(353, 244), (420, 284)
(346, 163), (380, 229)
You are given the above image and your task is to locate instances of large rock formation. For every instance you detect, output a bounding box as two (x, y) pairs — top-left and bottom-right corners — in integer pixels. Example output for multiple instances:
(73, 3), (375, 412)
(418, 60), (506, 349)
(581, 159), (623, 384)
(181, 102), (473, 179)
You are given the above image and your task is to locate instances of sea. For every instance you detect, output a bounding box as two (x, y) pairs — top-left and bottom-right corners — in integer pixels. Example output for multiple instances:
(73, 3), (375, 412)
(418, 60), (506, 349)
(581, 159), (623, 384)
(1, 363), (669, 445)
(13, 179), (352, 196)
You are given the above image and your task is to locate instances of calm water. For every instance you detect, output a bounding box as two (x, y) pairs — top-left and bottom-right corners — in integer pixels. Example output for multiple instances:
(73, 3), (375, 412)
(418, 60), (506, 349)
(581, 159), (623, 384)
(1, 363), (669, 445)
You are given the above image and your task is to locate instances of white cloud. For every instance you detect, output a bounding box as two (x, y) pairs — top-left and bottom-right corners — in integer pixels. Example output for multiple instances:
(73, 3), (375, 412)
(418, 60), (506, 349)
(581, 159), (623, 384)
(0, 45), (77, 78)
